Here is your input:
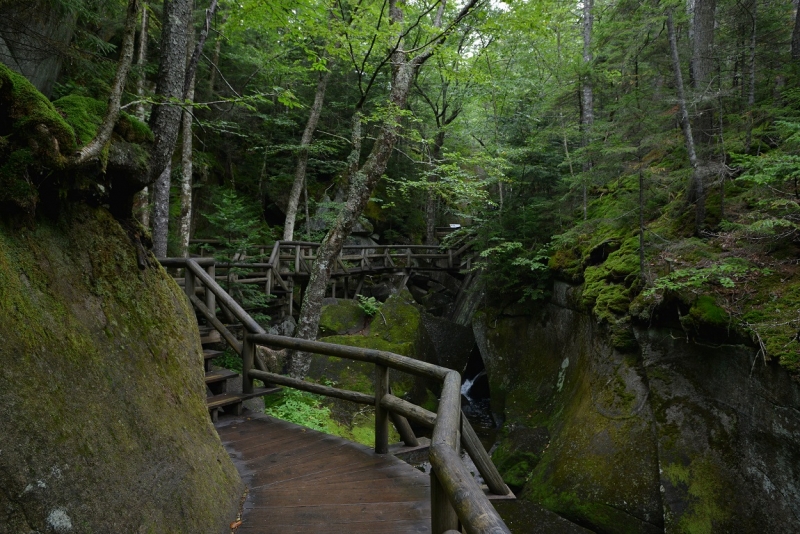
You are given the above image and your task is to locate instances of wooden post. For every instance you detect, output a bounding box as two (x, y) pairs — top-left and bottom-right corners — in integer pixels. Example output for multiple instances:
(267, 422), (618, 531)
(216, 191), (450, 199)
(242, 336), (254, 395)
(431, 470), (460, 533)
(288, 278), (294, 316)
(390, 412), (419, 447)
(374, 364), (390, 454)
(448, 249), (453, 269)
(266, 268), (272, 297)
(204, 263), (215, 315)
(431, 371), (461, 533)
(184, 266), (195, 301)
(294, 244), (300, 273)
(461, 413), (510, 496)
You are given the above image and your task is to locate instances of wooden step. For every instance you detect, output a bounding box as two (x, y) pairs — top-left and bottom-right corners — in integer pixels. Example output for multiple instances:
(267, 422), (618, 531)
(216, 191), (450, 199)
(200, 330), (221, 345)
(203, 349), (224, 361)
(206, 387), (281, 410)
(205, 368), (238, 385)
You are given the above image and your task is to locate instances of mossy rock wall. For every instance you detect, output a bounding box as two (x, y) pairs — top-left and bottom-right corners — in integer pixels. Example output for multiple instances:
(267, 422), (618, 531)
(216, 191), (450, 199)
(475, 281), (800, 533)
(0, 205), (242, 533)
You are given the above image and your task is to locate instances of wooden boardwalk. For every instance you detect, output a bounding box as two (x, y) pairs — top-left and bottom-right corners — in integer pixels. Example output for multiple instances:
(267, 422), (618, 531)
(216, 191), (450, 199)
(216, 412), (431, 533)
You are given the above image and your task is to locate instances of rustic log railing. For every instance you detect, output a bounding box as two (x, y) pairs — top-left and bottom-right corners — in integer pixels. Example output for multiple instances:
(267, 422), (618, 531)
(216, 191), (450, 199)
(160, 256), (511, 534)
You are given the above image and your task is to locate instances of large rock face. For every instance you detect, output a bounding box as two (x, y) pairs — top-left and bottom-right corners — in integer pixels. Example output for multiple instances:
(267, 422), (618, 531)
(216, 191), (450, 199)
(0, 206), (242, 533)
(475, 282), (800, 533)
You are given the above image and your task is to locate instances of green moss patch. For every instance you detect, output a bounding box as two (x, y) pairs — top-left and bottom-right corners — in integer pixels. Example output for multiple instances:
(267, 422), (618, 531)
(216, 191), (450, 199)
(319, 298), (367, 336)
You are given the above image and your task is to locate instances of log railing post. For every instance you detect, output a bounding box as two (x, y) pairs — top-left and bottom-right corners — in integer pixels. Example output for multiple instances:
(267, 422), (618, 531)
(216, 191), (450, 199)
(431, 472), (459, 533)
(374, 364), (390, 454)
(431, 371), (461, 533)
(204, 263), (215, 314)
(184, 265), (195, 301)
(242, 335), (254, 395)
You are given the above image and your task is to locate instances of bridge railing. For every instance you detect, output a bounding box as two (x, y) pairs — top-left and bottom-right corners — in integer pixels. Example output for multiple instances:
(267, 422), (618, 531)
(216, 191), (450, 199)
(163, 256), (511, 534)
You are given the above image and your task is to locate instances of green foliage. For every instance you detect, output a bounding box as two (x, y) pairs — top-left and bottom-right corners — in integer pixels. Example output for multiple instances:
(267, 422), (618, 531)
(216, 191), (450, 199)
(200, 188), (276, 323)
(357, 295), (382, 317)
(643, 261), (757, 298)
(477, 240), (552, 303)
(264, 389), (332, 432)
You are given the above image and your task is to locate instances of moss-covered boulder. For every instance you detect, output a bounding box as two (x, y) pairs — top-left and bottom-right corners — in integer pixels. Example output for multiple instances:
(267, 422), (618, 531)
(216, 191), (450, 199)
(0, 62), (76, 212)
(307, 291), (441, 440)
(318, 298), (367, 336)
(0, 205), (242, 533)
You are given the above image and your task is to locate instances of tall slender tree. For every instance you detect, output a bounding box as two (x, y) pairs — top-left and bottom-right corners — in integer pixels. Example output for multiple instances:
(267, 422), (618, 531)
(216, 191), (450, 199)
(150, 0), (193, 257)
(289, 0), (485, 378)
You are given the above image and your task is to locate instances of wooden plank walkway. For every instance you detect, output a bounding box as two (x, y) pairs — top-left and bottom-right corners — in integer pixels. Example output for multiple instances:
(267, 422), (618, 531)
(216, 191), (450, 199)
(216, 412), (431, 533)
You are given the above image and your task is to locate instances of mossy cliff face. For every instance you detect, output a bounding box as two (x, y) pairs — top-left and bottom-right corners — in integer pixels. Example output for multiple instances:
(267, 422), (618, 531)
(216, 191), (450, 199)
(475, 281), (800, 533)
(0, 205), (242, 533)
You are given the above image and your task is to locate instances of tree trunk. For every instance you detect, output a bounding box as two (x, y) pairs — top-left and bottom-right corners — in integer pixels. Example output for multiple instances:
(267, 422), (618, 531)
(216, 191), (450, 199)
(745, 1), (756, 154)
(289, 0), (480, 378)
(690, 0), (717, 144)
(667, 9), (704, 233)
(178, 32), (196, 257)
(72, 0), (140, 166)
(135, 2), (149, 122)
(581, 0), (594, 221)
(283, 66), (333, 241)
(133, 2), (150, 228)
(425, 130), (445, 245)
(209, 22), (223, 95)
(690, 0), (717, 90)
(152, 162), (172, 257)
(149, 0), (193, 257)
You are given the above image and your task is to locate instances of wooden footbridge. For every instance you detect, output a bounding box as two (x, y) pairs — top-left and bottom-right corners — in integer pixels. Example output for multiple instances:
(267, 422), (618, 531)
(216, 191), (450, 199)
(185, 240), (475, 317)
(160, 244), (513, 533)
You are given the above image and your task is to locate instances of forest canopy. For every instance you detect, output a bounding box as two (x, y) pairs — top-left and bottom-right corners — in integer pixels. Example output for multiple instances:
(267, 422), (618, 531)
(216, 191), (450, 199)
(1, 0), (800, 374)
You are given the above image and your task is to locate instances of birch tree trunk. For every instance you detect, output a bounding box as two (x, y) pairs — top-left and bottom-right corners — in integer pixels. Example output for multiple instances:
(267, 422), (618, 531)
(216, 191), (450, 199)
(150, 0), (218, 257)
(178, 32), (196, 257)
(288, 0), (481, 378)
(667, 9), (705, 233)
(72, 0), (140, 166)
(133, 2), (150, 228)
(149, 0), (192, 257)
(135, 3), (149, 122)
(283, 67), (333, 241)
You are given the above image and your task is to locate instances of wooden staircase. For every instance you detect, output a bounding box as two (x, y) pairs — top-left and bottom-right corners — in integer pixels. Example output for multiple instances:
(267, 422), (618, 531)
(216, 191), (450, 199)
(199, 326), (280, 421)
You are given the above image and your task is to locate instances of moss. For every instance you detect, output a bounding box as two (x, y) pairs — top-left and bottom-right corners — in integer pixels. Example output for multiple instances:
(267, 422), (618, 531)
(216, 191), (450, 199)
(687, 295), (729, 327)
(0, 205), (241, 532)
(369, 290), (423, 343)
(52, 96), (154, 147)
(53, 95), (107, 146)
(0, 63), (77, 212)
(548, 247), (582, 282)
(663, 457), (733, 534)
(492, 439), (541, 490)
(741, 280), (800, 373)
(580, 236), (641, 324)
(319, 299), (367, 336)
(117, 111), (154, 143)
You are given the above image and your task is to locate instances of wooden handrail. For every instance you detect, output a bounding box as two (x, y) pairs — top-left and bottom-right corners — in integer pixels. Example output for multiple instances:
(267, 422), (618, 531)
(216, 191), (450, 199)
(160, 256), (509, 533)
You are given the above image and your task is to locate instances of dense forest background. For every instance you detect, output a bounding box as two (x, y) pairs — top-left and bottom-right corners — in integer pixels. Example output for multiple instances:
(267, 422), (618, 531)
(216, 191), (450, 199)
(2, 0), (800, 376)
